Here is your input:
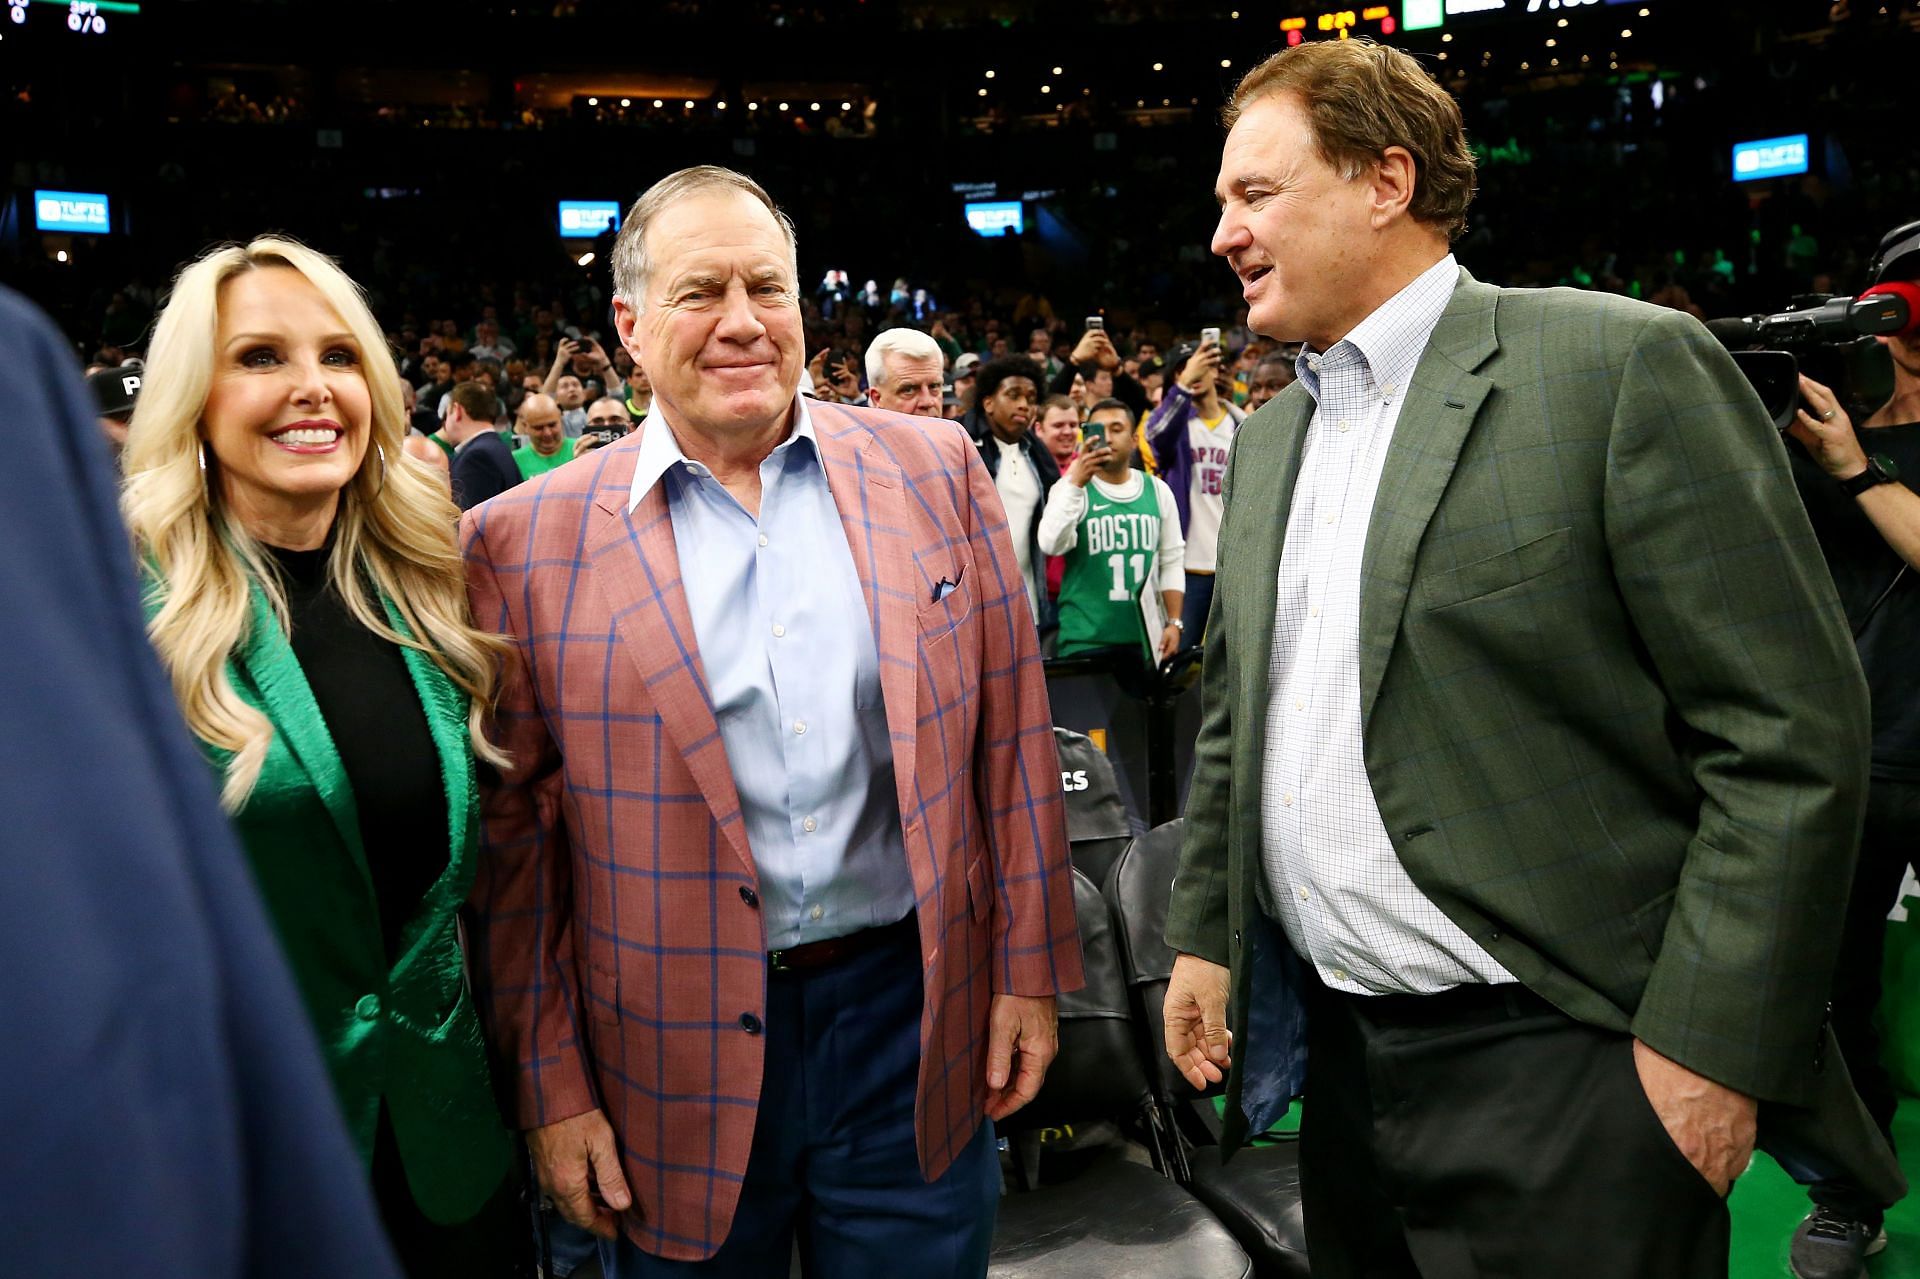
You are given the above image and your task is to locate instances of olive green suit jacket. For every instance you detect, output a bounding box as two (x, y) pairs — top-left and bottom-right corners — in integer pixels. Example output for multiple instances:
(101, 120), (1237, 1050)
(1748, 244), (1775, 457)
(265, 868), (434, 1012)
(1167, 270), (1895, 1189)
(193, 579), (510, 1223)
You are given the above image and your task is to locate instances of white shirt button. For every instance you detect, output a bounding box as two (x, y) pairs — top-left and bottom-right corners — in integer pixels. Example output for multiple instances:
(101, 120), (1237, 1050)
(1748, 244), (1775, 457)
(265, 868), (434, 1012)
(809, 904), (824, 921)
(1297, 886), (1311, 902)
(1310, 606), (1321, 618)
(793, 720), (807, 735)
(772, 623), (786, 638)
(1331, 968), (1348, 983)
(1325, 514), (1337, 526)
(1282, 793), (1294, 807)
(802, 816), (818, 833)
(758, 534), (770, 547)
(1295, 699), (1306, 712)
(1337, 419), (1350, 433)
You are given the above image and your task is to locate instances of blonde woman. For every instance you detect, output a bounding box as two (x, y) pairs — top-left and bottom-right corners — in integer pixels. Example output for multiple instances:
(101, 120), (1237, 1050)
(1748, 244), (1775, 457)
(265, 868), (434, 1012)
(122, 238), (523, 1277)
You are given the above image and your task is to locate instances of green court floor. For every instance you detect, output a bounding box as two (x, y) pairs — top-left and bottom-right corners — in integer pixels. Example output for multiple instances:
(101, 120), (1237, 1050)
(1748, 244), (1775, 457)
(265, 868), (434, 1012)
(1731, 1097), (1920, 1278)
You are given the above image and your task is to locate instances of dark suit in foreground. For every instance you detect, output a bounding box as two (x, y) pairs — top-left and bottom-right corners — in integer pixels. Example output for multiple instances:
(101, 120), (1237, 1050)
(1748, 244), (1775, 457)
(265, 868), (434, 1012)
(0, 285), (402, 1277)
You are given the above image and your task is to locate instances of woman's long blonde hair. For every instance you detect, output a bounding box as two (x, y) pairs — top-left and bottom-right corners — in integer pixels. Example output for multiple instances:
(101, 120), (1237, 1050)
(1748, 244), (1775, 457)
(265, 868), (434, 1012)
(122, 236), (509, 811)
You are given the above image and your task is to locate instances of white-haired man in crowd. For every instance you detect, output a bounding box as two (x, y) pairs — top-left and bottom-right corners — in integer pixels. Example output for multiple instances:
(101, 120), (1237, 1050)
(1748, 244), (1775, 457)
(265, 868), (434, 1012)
(864, 327), (947, 418)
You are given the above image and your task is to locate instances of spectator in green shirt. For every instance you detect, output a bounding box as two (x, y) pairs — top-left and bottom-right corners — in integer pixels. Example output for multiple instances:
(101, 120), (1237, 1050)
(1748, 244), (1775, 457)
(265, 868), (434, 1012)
(510, 393), (571, 481)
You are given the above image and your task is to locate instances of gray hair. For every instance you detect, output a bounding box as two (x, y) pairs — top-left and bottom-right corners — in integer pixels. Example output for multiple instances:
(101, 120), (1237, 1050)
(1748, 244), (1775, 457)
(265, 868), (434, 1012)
(610, 166), (799, 308)
(864, 326), (946, 388)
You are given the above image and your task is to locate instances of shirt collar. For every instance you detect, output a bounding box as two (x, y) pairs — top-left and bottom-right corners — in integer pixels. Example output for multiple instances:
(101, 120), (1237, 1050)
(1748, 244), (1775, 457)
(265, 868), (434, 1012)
(628, 395), (817, 513)
(1295, 254), (1459, 407)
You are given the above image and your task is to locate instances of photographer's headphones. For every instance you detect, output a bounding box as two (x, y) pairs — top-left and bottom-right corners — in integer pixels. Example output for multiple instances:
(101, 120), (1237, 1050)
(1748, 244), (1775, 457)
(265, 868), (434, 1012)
(1861, 219), (1920, 339)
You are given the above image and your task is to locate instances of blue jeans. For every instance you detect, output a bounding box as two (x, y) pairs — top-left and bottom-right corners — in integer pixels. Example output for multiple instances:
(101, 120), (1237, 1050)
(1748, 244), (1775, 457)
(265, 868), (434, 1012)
(600, 923), (999, 1278)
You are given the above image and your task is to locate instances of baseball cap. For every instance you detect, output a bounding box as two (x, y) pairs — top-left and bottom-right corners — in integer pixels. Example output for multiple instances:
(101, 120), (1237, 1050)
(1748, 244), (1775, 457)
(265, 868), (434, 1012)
(953, 353), (982, 379)
(88, 363), (143, 420)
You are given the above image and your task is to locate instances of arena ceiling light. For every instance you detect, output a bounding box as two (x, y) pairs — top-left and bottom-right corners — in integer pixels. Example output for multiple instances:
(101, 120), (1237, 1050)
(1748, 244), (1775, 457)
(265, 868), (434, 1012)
(577, 252), (595, 266)
(620, 97), (631, 106)
(587, 96), (598, 105)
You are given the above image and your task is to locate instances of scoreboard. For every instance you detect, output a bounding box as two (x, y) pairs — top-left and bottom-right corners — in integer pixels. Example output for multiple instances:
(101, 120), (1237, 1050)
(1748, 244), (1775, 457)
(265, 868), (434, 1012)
(5, 0), (140, 39)
(1280, 5), (1400, 45)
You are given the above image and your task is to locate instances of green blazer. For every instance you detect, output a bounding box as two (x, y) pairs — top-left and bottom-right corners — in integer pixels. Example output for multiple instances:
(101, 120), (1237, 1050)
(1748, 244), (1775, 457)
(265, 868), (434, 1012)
(201, 578), (510, 1223)
(1168, 270), (1896, 1187)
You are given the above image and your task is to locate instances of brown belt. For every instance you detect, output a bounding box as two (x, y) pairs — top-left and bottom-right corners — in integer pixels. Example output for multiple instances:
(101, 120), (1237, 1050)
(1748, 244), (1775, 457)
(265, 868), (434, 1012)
(768, 915), (917, 973)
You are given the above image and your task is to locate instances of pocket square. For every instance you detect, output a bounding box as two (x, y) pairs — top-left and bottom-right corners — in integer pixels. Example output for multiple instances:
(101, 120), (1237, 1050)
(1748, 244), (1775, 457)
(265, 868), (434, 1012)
(932, 564), (965, 603)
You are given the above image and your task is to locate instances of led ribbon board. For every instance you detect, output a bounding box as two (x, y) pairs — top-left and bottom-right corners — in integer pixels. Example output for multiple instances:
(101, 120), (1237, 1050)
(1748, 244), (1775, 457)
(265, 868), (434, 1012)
(34, 190), (110, 233)
(965, 201), (1024, 238)
(558, 200), (621, 238)
(1733, 134), (1810, 182)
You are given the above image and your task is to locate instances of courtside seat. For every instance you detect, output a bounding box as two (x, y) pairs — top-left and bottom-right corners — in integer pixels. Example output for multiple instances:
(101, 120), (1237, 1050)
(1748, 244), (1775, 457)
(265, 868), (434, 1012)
(989, 868), (1252, 1279)
(1105, 822), (1312, 1278)
(1053, 727), (1135, 888)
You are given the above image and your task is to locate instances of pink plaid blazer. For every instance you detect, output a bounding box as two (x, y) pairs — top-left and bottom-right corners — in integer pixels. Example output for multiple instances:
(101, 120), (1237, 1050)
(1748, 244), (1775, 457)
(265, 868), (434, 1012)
(460, 401), (1084, 1260)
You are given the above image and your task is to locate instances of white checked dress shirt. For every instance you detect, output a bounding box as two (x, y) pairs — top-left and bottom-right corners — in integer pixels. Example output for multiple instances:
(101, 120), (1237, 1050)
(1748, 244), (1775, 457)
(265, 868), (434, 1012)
(1259, 255), (1516, 996)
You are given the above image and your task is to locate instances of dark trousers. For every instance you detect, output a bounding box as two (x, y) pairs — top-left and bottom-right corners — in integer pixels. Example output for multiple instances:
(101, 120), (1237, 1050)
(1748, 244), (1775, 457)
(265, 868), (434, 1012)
(1807, 777), (1919, 1225)
(601, 923), (999, 1278)
(1180, 571), (1214, 649)
(1298, 980), (1729, 1278)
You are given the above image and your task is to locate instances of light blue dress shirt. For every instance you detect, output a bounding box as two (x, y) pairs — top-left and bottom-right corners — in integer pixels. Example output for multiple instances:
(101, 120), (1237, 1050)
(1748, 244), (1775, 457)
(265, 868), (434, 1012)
(628, 399), (917, 949)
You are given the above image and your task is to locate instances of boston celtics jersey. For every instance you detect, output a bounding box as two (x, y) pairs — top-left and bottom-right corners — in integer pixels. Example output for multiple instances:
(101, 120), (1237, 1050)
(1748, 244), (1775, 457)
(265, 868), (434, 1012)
(1056, 473), (1164, 657)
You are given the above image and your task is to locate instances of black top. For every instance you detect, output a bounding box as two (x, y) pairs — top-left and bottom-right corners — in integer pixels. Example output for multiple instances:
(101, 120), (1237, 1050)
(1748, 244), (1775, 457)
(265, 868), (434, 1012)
(451, 430), (522, 511)
(267, 541), (450, 956)
(1789, 421), (1920, 781)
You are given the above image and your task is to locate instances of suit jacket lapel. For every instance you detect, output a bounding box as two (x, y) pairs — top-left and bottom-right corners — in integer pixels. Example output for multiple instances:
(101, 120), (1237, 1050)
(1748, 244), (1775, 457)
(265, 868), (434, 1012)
(232, 582), (371, 888)
(586, 447), (755, 878)
(811, 402), (919, 805)
(1356, 272), (1501, 726)
(384, 596), (475, 959)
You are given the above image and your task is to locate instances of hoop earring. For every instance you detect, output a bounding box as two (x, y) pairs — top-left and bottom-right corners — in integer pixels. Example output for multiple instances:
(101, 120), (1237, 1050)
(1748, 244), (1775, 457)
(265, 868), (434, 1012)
(197, 441), (208, 472)
(369, 444), (388, 500)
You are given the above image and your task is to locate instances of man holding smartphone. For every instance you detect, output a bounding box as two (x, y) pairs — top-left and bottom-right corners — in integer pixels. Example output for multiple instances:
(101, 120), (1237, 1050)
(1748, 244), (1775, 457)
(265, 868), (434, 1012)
(1142, 329), (1246, 644)
(544, 334), (617, 436)
(1039, 398), (1185, 663)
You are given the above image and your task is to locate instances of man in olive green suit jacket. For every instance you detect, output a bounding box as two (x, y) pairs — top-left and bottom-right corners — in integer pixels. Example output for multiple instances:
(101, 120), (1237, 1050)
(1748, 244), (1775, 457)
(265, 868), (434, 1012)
(1164, 40), (1901, 1277)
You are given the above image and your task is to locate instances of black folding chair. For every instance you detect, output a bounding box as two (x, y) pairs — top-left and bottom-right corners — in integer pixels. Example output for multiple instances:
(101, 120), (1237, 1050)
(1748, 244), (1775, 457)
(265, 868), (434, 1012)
(1105, 822), (1311, 1278)
(990, 867), (1253, 1279)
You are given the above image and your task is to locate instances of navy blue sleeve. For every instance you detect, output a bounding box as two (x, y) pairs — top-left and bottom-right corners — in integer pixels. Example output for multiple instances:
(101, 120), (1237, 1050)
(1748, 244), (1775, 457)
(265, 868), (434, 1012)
(0, 286), (403, 1278)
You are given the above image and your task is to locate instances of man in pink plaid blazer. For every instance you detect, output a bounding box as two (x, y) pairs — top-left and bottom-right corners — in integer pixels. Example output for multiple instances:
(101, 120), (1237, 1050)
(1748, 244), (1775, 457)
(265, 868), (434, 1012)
(462, 166), (1084, 1277)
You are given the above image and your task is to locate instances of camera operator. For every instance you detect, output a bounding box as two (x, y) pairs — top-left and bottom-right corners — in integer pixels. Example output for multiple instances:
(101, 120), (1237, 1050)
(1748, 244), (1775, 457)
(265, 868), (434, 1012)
(1781, 221), (1920, 1279)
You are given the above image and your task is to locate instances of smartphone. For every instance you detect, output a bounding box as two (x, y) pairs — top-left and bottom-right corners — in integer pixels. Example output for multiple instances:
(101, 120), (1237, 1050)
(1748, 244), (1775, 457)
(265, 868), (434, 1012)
(1085, 315), (1105, 332)
(1200, 326), (1221, 348)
